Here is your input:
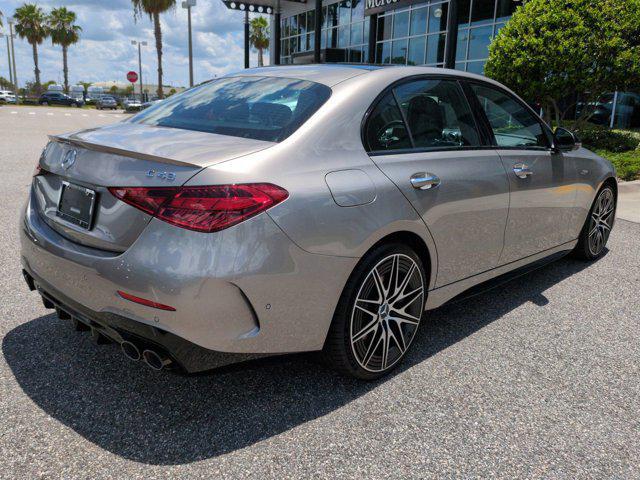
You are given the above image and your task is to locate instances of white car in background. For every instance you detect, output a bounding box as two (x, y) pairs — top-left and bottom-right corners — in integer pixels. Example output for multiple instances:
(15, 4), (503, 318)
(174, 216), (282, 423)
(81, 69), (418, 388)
(123, 98), (143, 112)
(0, 90), (17, 104)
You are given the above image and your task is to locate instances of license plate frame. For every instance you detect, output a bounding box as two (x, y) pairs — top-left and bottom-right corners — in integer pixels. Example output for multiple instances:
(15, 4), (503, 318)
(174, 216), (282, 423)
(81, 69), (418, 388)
(56, 181), (97, 230)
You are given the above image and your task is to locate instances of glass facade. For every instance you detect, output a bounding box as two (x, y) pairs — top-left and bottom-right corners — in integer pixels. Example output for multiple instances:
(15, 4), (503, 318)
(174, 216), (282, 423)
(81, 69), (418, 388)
(455, 0), (522, 74)
(278, 0), (523, 74)
(280, 0), (370, 64)
(375, 1), (449, 67)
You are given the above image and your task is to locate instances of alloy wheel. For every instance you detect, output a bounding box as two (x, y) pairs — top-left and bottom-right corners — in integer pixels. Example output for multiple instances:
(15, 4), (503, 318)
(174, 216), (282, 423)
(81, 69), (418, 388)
(587, 188), (615, 256)
(350, 253), (424, 373)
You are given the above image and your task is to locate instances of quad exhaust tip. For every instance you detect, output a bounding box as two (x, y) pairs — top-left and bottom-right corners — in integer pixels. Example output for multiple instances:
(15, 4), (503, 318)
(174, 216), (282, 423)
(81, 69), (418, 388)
(142, 349), (172, 371)
(121, 341), (141, 362)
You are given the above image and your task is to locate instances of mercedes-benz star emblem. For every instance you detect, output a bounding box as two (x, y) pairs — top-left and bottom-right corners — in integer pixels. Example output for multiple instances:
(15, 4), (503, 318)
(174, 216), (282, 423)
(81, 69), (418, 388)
(61, 149), (77, 170)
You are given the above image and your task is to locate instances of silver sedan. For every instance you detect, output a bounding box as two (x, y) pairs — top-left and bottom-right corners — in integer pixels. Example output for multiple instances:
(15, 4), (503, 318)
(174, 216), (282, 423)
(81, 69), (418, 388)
(20, 65), (616, 379)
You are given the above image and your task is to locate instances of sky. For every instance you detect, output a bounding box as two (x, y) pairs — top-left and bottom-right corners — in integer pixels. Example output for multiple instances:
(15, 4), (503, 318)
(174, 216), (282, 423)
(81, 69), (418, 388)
(0, 0), (269, 88)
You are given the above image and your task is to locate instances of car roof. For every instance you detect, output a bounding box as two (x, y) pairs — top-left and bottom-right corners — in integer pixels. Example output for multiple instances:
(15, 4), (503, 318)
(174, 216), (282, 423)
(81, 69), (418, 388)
(221, 64), (507, 88)
(223, 64), (384, 86)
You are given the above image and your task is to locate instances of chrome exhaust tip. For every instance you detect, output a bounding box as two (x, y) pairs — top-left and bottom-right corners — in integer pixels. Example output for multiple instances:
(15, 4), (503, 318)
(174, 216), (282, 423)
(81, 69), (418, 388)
(121, 341), (141, 362)
(141, 349), (172, 371)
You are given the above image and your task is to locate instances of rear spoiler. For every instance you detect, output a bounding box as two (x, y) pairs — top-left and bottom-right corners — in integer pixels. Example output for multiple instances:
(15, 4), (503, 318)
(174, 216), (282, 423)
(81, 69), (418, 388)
(48, 133), (200, 168)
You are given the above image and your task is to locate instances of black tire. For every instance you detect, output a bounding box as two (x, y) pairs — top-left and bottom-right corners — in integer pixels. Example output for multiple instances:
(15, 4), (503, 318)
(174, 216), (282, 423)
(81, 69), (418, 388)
(323, 243), (427, 380)
(573, 184), (616, 260)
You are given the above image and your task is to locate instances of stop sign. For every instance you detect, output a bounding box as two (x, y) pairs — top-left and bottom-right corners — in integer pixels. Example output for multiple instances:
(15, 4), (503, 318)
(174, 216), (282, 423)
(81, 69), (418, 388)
(127, 71), (138, 83)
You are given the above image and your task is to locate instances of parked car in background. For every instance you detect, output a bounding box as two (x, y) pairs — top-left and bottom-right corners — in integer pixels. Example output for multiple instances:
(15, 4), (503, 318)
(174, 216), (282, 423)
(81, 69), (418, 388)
(123, 98), (142, 112)
(86, 86), (104, 104)
(141, 99), (162, 110)
(38, 91), (84, 107)
(46, 84), (64, 93)
(69, 85), (85, 102)
(96, 96), (118, 110)
(0, 90), (17, 104)
(21, 66), (617, 379)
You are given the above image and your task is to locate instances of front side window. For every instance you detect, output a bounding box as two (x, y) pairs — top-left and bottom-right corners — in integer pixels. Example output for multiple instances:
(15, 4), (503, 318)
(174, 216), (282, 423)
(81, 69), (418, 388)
(131, 76), (331, 142)
(394, 79), (480, 149)
(471, 84), (550, 149)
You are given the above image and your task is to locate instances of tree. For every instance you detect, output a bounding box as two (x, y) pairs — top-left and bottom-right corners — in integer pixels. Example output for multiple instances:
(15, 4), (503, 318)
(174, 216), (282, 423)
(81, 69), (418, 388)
(49, 7), (81, 94)
(485, 0), (640, 127)
(13, 4), (49, 94)
(131, 0), (176, 99)
(109, 85), (118, 94)
(78, 81), (92, 94)
(42, 80), (56, 90)
(250, 16), (269, 67)
(0, 76), (14, 90)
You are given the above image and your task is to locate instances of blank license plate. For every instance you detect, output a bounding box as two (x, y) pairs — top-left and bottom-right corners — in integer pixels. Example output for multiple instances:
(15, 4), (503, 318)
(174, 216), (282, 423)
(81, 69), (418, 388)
(56, 181), (96, 230)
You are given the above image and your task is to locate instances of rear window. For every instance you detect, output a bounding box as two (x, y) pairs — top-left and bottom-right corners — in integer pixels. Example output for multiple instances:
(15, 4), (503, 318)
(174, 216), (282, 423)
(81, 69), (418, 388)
(130, 76), (332, 142)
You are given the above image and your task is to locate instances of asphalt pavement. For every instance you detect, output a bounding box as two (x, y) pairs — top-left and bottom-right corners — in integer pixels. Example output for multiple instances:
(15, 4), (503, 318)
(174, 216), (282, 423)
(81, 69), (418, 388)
(0, 105), (639, 479)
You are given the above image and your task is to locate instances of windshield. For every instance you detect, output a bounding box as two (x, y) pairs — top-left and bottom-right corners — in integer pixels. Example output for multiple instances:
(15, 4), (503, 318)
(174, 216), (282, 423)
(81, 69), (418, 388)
(130, 76), (332, 142)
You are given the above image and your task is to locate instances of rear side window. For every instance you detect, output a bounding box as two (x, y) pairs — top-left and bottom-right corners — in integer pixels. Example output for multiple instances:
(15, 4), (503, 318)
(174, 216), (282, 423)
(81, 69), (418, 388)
(470, 84), (550, 149)
(365, 78), (481, 152)
(365, 92), (412, 151)
(395, 79), (480, 149)
(131, 76), (331, 142)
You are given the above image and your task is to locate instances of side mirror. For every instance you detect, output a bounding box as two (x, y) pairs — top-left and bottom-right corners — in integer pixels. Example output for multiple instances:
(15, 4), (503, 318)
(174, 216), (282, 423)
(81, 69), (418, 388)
(554, 127), (581, 152)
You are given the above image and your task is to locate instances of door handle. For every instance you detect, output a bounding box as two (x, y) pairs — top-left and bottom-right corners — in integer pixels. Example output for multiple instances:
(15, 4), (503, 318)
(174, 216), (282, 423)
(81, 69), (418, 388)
(410, 172), (440, 190)
(512, 163), (533, 179)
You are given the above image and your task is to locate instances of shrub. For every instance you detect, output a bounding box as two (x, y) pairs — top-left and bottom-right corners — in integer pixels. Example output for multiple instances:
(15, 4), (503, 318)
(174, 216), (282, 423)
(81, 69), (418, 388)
(573, 125), (640, 152)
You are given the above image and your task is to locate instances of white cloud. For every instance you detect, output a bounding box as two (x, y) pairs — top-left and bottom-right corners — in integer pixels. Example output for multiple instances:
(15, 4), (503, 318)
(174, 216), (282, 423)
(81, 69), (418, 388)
(0, 0), (271, 88)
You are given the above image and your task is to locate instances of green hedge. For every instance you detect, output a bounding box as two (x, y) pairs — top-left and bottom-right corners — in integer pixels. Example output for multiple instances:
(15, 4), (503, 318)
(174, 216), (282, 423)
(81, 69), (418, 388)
(573, 125), (640, 153)
(594, 150), (640, 181)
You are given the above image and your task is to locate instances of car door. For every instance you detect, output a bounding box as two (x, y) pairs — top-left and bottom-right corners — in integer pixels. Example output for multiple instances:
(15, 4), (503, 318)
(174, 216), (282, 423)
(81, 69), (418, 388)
(365, 77), (510, 287)
(468, 83), (578, 265)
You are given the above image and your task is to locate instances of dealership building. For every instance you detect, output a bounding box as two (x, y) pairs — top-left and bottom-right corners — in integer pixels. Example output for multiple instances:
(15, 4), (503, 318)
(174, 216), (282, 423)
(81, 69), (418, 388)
(221, 0), (523, 74)
(220, 0), (639, 129)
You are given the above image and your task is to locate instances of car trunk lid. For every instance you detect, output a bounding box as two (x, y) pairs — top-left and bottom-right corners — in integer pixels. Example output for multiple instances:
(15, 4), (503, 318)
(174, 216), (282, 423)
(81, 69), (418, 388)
(33, 123), (274, 252)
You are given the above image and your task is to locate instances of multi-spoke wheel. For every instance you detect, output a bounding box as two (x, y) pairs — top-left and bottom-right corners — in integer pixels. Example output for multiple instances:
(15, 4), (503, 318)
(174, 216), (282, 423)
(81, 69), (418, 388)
(573, 185), (616, 260)
(324, 243), (426, 379)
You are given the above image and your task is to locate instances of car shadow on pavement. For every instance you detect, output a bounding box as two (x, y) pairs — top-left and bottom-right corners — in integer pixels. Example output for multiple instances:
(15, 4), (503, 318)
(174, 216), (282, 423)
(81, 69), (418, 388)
(2, 254), (600, 465)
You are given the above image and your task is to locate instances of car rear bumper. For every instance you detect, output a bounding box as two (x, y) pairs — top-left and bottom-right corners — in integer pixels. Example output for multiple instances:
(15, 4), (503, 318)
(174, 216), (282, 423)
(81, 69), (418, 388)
(21, 267), (266, 373)
(20, 188), (357, 361)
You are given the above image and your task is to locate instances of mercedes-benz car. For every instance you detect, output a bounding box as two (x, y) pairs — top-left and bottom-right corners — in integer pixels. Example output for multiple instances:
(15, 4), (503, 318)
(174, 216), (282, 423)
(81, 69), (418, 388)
(20, 65), (616, 379)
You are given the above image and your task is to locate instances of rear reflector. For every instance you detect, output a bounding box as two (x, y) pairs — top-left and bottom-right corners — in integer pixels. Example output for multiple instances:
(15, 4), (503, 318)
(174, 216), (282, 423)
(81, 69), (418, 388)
(117, 290), (176, 311)
(108, 183), (288, 233)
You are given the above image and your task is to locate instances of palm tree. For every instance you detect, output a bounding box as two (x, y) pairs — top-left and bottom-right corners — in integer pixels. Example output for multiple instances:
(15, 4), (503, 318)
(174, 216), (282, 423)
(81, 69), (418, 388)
(131, 0), (175, 99)
(250, 16), (269, 67)
(13, 4), (49, 94)
(49, 7), (81, 94)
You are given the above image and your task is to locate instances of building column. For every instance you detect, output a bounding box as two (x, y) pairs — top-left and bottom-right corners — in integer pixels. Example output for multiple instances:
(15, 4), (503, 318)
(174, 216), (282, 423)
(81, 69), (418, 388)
(444, 0), (459, 69)
(244, 11), (250, 69)
(367, 14), (377, 63)
(274, 12), (281, 65)
(314, 0), (322, 63)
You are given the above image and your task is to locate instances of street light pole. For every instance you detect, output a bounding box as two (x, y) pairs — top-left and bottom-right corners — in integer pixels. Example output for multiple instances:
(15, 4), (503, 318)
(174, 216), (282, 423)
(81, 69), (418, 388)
(8, 18), (18, 102)
(131, 40), (147, 101)
(182, 0), (196, 87)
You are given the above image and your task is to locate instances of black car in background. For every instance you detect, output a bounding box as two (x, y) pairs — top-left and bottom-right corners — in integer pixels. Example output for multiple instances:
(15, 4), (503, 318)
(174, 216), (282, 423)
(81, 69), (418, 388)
(38, 91), (84, 107)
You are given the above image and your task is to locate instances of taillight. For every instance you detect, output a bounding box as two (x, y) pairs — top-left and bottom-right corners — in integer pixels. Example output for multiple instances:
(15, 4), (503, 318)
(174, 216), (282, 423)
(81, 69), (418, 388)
(108, 183), (288, 233)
